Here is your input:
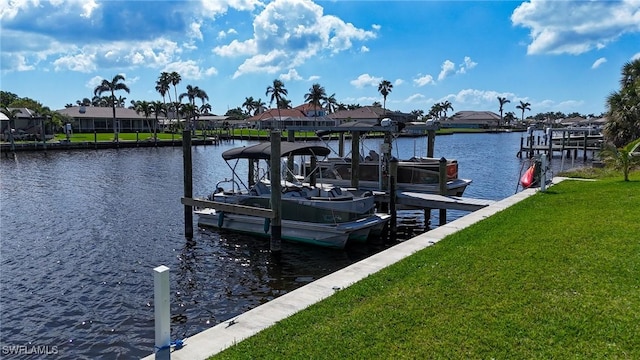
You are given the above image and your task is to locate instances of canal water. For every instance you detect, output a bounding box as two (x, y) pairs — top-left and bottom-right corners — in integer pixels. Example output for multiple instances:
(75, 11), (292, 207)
(0, 132), (576, 359)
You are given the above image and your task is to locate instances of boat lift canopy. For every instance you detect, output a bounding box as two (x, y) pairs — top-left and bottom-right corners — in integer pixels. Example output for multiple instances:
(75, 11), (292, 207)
(222, 142), (331, 161)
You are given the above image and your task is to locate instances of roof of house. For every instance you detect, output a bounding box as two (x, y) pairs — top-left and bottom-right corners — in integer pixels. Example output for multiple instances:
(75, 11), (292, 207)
(56, 106), (149, 119)
(246, 108), (307, 121)
(449, 111), (501, 122)
(329, 106), (387, 120)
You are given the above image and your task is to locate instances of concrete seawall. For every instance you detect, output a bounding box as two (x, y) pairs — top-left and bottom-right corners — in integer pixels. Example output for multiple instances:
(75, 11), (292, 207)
(142, 178), (568, 360)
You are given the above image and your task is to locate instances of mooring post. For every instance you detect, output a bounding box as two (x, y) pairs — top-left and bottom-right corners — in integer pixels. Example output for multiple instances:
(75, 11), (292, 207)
(438, 157), (447, 226)
(287, 130), (295, 182)
(351, 131), (360, 188)
(153, 265), (171, 360)
(183, 130), (193, 239)
(270, 130), (282, 254)
(338, 133), (345, 158)
(546, 127), (553, 161)
(583, 132), (588, 162)
(389, 159), (398, 240)
(310, 156), (317, 187)
(427, 130), (435, 158)
(540, 155), (548, 192)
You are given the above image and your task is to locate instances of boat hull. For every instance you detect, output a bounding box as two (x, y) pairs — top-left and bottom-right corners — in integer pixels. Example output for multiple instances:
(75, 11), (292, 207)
(196, 208), (390, 249)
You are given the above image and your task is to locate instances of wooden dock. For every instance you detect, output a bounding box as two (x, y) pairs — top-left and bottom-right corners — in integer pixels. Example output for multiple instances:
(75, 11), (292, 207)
(374, 191), (495, 212)
(517, 128), (603, 160)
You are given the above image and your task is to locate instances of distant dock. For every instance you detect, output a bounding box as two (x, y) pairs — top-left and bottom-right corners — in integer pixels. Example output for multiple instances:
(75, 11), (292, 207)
(517, 127), (603, 161)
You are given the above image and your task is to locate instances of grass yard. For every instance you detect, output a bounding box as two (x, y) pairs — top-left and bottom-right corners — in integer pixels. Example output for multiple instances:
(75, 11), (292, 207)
(212, 176), (639, 359)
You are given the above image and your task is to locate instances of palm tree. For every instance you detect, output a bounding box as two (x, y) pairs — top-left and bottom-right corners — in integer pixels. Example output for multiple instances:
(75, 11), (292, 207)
(599, 138), (640, 181)
(377, 80), (393, 114)
(516, 100), (531, 122)
(133, 100), (153, 135)
(76, 98), (91, 107)
(440, 101), (454, 119)
(150, 101), (166, 139)
(323, 93), (338, 114)
(604, 59), (640, 147)
(428, 103), (443, 120)
(266, 79), (288, 128)
(93, 74), (130, 142)
(504, 111), (517, 125)
(179, 85), (209, 133)
(169, 71), (182, 123)
(277, 98), (292, 109)
(304, 83), (327, 117)
(242, 96), (256, 116)
(156, 72), (172, 122)
(253, 98), (266, 115)
(497, 96), (511, 127)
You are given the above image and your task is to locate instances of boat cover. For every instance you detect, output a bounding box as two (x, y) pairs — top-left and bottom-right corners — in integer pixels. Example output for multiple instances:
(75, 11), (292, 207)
(222, 142), (331, 160)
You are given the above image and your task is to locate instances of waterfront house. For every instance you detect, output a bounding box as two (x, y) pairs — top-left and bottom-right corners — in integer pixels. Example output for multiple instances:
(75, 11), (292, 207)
(444, 111), (501, 129)
(56, 106), (159, 133)
(0, 107), (49, 140)
(247, 104), (337, 129)
(329, 106), (416, 125)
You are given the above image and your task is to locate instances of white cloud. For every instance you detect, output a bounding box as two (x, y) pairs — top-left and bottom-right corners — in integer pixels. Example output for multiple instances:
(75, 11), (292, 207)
(280, 69), (303, 81)
(222, 0), (377, 77)
(632, 53), (640, 61)
(394, 78), (404, 86)
(163, 60), (217, 80)
(592, 57), (607, 69)
(214, 39), (257, 57)
(189, 21), (203, 41)
(438, 60), (455, 81)
(200, 0), (264, 18)
(308, 75), (320, 81)
(512, 0), (640, 55)
(53, 53), (97, 73)
(350, 73), (382, 88)
(361, 45), (370, 53)
(405, 93), (426, 103)
(459, 56), (477, 74)
(414, 74), (435, 87)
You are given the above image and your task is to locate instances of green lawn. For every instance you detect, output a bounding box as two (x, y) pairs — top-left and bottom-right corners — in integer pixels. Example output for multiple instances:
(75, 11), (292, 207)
(212, 175), (640, 359)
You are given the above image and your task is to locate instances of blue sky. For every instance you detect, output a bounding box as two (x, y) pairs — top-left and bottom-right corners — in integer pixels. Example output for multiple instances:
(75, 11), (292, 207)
(1, 0), (639, 117)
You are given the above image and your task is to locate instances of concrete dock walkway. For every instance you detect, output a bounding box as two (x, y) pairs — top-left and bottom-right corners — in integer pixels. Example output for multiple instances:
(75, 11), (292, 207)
(142, 177), (569, 360)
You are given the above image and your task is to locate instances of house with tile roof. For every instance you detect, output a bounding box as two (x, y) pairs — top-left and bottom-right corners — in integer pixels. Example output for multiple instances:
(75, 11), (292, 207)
(329, 106), (417, 125)
(444, 111), (501, 128)
(246, 104), (337, 129)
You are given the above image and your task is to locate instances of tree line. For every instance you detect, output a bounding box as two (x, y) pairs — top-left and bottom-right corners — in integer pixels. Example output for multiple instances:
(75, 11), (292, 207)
(2, 59), (638, 146)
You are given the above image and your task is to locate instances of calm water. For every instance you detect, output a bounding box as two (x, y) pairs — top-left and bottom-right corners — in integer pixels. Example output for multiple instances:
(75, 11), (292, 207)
(0, 132), (569, 359)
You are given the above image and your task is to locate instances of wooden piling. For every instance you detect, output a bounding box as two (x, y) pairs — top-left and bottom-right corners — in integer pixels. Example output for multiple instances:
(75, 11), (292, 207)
(438, 157), (447, 226)
(427, 130), (435, 157)
(182, 130), (194, 239)
(270, 131), (282, 254)
(389, 159), (398, 240)
(351, 131), (360, 188)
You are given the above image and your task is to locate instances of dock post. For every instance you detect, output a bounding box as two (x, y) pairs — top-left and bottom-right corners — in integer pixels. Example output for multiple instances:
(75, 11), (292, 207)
(546, 128), (553, 161)
(438, 157), (447, 226)
(583, 133), (588, 162)
(153, 265), (171, 360)
(389, 159), (398, 240)
(427, 130), (435, 157)
(527, 127), (534, 158)
(287, 130), (295, 182)
(183, 130), (193, 239)
(351, 131), (360, 188)
(270, 131), (282, 254)
(338, 133), (344, 158)
(310, 156), (317, 187)
(540, 155), (548, 192)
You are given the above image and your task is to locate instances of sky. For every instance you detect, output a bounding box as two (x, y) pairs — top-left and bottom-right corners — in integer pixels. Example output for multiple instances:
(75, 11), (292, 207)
(1, 0), (639, 118)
